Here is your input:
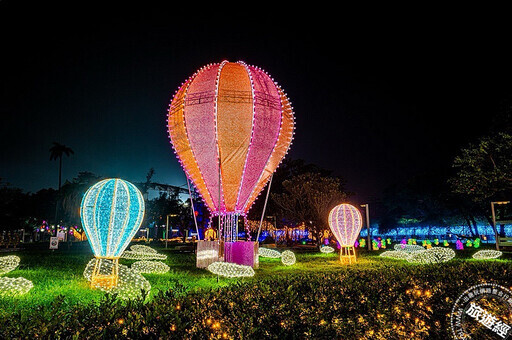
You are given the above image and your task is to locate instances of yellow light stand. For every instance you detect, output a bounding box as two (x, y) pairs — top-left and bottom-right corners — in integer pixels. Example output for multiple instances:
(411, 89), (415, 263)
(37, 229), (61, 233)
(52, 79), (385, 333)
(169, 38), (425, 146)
(340, 246), (356, 264)
(91, 257), (119, 289)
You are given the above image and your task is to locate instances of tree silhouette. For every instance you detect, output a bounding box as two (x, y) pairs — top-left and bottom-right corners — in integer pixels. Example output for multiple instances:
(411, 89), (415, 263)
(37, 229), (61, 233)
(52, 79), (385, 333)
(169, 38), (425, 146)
(49, 142), (74, 191)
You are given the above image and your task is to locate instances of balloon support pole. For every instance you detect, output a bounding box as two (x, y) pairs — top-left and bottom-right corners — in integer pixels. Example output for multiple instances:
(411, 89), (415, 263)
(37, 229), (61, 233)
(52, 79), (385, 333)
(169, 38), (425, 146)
(91, 257), (119, 289)
(340, 246), (356, 265)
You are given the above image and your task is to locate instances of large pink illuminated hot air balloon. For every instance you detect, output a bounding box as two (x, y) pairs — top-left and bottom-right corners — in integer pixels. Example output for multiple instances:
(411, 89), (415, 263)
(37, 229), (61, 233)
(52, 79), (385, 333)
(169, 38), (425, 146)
(167, 60), (295, 267)
(328, 204), (363, 264)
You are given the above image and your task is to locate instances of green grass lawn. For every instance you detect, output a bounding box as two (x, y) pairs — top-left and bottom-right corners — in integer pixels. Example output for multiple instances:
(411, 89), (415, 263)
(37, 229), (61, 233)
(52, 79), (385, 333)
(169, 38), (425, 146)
(1, 241), (510, 315)
(1, 242), (512, 338)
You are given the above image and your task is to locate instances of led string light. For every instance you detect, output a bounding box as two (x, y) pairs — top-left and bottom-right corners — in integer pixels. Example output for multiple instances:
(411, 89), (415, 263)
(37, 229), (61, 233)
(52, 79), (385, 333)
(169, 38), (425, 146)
(393, 244), (425, 253)
(0, 277), (33, 297)
(121, 245), (167, 260)
(472, 250), (503, 260)
(407, 247), (456, 264)
(80, 179), (145, 289)
(131, 260), (170, 274)
(258, 247), (282, 258)
(0, 255), (33, 296)
(320, 246), (335, 254)
(379, 251), (413, 260)
(0, 255), (20, 275)
(83, 258), (151, 299)
(207, 261), (255, 278)
(280, 250), (296, 266)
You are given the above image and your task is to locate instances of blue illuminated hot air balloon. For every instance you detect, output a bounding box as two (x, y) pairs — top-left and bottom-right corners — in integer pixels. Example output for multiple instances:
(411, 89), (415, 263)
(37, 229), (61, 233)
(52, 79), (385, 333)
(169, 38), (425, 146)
(80, 178), (144, 288)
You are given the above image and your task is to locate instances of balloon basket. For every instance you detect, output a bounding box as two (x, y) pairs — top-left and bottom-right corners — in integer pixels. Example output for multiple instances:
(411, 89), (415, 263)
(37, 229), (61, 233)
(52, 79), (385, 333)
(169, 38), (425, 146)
(224, 241), (259, 268)
(91, 258), (119, 289)
(339, 246), (356, 264)
(196, 240), (222, 268)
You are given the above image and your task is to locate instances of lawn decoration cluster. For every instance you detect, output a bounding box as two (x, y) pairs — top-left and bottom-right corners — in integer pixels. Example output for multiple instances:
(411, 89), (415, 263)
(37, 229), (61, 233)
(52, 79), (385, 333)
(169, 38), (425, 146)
(0, 255), (33, 296)
(1, 258), (511, 339)
(131, 260), (170, 274)
(472, 249), (503, 260)
(258, 247), (282, 258)
(207, 262), (255, 278)
(121, 244), (167, 260)
(83, 258), (150, 299)
(0, 256), (20, 275)
(280, 250), (296, 266)
(320, 246), (335, 253)
(381, 246), (456, 264)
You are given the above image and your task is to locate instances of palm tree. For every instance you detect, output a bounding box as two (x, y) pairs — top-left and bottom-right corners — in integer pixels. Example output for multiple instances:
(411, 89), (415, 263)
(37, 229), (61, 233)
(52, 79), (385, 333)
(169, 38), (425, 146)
(49, 142), (74, 234)
(49, 142), (74, 191)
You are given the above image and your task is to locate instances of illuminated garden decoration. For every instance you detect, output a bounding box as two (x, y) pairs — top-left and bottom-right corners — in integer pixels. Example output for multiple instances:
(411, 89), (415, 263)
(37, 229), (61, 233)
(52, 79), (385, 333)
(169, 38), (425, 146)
(207, 262), (255, 278)
(328, 204), (363, 264)
(167, 61), (294, 268)
(80, 178), (145, 290)
(281, 250), (296, 266)
(0, 256), (33, 296)
(320, 245), (335, 254)
(472, 250), (503, 260)
(258, 247), (281, 258)
(0, 255), (20, 275)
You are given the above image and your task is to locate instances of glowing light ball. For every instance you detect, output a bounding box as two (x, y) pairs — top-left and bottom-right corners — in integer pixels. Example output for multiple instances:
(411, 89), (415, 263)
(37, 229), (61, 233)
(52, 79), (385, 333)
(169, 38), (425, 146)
(328, 204), (362, 264)
(0, 255), (20, 275)
(167, 61), (295, 267)
(80, 178), (145, 289)
(472, 250), (502, 260)
(207, 262), (255, 278)
(281, 250), (296, 266)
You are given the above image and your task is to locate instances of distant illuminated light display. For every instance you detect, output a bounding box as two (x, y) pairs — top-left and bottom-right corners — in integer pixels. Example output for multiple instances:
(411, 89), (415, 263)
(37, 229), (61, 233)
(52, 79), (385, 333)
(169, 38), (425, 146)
(80, 178), (145, 289)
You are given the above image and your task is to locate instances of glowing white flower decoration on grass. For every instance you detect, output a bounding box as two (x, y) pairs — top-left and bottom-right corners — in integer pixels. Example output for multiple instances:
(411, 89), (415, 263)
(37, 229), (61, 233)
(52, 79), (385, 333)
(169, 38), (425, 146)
(281, 250), (296, 266)
(121, 245), (167, 260)
(379, 251), (412, 260)
(130, 245), (158, 254)
(131, 260), (170, 274)
(0, 255), (20, 275)
(258, 248), (282, 258)
(0, 277), (34, 296)
(393, 244), (424, 252)
(472, 250), (503, 260)
(83, 258), (151, 299)
(207, 262), (255, 278)
(320, 246), (335, 254)
(407, 247), (455, 264)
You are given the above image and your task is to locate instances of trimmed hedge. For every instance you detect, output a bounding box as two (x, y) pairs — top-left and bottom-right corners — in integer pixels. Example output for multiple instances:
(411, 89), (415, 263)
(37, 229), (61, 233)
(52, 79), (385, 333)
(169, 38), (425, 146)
(0, 261), (511, 339)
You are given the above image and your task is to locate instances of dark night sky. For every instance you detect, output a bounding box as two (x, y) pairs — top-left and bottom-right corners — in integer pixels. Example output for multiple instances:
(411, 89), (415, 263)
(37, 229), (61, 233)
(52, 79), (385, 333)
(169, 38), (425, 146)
(1, 3), (511, 202)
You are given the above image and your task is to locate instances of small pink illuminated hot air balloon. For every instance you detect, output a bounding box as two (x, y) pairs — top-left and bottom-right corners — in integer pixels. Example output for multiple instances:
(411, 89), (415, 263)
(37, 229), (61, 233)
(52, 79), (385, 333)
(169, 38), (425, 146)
(328, 204), (363, 263)
(167, 60), (295, 267)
